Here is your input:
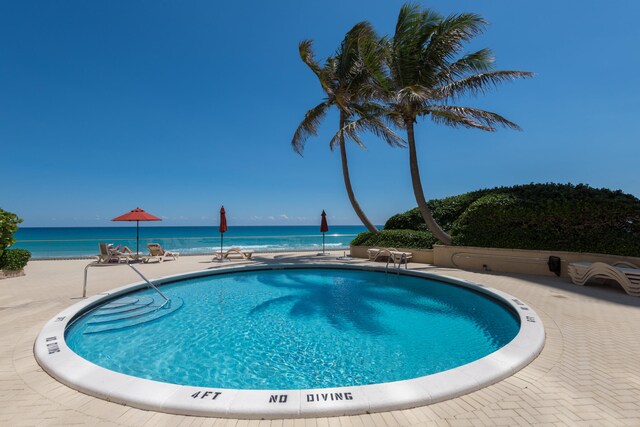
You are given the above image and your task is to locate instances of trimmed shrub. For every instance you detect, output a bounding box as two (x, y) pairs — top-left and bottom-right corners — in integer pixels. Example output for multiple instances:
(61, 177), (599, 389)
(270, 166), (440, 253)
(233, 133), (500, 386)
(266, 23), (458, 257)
(363, 183), (640, 257)
(351, 229), (438, 249)
(451, 184), (640, 256)
(383, 190), (491, 232)
(0, 248), (31, 271)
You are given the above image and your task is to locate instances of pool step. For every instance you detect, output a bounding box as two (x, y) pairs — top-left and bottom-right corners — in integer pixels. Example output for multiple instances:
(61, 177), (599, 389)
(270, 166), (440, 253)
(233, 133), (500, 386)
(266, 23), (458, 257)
(84, 296), (184, 334)
(93, 296), (155, 316)
(87, 303), (167, 324)
(100, 296), (141, 309)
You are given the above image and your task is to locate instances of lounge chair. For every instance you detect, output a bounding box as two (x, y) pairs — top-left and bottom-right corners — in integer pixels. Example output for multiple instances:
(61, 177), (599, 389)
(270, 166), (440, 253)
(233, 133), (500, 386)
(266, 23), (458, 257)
(568, 262), (640, 297)
(388, 250), (413, 267)
(367, 247), (413, 267)
(145, 243), (179, 263)
(367, 248), (382, 260)
(97, 243), (133, 264)
(367, 247), (397, 261)
(215, 247), (253, 260)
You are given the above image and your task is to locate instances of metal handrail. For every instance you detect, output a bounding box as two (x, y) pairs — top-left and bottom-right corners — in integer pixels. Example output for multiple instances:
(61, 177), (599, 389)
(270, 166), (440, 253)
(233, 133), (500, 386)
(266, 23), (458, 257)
(127, 264), (170, 306)
(83, 262), (170, 308)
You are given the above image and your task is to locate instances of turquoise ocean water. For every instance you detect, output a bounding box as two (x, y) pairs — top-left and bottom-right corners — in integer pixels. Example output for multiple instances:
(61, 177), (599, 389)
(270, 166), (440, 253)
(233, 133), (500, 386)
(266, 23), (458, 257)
(13, 226), (369, 258)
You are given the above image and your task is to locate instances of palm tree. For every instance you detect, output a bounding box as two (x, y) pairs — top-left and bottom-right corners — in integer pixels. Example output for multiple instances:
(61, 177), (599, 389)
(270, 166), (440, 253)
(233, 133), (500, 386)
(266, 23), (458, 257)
(385, 4), (533, 244)
(292, 22), (404, 233)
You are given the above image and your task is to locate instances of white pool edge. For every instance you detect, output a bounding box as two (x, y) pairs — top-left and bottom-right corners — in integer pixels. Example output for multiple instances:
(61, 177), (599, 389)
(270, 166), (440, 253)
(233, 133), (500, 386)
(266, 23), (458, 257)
(35, 263), (545, 419)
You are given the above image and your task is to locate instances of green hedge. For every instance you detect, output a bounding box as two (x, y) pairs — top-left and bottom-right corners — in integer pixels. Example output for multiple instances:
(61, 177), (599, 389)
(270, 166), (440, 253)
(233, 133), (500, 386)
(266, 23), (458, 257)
(383, 190), (491, 232)
(0, 249), (31, 271)
(351, 229), (438, 249)
(451, 184), (640, 256)
(359, 183), (640, 257)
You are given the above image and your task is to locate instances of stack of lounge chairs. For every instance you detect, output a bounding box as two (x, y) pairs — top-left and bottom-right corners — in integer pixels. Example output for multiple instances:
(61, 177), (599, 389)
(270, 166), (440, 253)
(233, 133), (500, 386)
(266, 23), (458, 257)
(568, 261), (640, 297)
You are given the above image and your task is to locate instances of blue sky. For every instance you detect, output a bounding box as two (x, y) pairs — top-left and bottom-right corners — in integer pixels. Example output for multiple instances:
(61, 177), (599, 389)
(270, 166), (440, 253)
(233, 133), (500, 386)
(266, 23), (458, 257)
(2, 1), (639, 227)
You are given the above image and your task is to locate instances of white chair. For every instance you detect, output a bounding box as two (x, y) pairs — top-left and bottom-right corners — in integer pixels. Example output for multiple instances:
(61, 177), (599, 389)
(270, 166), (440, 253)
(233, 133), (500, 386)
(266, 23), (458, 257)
(215, 247), (253, 260)
(145, 243), (179, 263)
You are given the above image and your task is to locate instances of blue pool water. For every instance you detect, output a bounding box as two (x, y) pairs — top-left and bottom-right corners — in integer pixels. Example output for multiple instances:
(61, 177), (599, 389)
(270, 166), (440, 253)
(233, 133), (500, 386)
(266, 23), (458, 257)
(65, 268), (520, 390)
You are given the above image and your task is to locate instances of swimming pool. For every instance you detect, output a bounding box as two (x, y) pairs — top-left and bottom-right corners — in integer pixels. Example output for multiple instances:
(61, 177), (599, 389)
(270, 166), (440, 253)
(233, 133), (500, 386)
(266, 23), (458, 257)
(36, 264), (544, 418)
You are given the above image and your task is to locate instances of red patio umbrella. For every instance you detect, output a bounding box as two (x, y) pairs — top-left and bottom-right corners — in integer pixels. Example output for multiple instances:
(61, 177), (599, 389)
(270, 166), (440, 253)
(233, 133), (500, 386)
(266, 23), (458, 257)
(112, 207), (161, 255)
(320, 210), (329, 254)
(219, 206), (227, 257)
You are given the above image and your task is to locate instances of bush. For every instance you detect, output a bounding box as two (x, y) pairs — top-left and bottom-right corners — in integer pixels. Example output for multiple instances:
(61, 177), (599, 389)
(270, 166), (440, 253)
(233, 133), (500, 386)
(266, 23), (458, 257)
(383, 190), (491, 232)
(0, 208), (23, 257)
(351, 229), (438, 249)
(451, 184), (640, 256)
(0, 249), (31, 271)
(363, 183), (640, 257)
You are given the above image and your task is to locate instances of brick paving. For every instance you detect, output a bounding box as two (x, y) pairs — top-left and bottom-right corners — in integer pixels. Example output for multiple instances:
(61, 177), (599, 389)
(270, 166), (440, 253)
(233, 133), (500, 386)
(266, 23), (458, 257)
(1, 253), (639, 426)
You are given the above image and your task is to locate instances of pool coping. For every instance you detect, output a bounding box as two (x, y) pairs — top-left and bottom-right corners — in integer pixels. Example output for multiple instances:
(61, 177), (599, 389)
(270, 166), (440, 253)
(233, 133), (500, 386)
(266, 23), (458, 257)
(34, 263), (545, 419)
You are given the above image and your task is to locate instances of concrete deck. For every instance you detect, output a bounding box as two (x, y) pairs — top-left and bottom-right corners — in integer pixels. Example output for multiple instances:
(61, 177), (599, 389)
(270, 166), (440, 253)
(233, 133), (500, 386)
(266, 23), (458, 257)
(2, 252), (639, 426)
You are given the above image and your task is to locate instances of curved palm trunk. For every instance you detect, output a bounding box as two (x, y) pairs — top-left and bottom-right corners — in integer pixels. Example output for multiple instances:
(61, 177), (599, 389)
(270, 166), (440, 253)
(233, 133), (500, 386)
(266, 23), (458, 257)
(339, 111), (378, 233)
(406, 122), (452, 245)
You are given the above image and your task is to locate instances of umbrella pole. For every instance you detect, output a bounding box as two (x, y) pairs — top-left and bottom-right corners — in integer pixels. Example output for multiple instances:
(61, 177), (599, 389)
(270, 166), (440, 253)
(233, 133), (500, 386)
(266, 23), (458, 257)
(136, 220), (139, 255)
(221, 233), (223, 258)
(323, 232), (325, 254)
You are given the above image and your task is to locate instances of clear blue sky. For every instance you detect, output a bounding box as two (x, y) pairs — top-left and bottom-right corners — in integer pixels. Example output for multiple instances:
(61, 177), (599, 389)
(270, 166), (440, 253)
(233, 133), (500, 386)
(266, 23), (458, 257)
(2, 1), (639, 227)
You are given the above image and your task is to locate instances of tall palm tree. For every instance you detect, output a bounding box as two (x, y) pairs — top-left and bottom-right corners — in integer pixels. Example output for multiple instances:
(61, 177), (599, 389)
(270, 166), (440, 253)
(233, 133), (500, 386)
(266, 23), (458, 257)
(385, 3), (533, 244)
(292, 22), (404, 233)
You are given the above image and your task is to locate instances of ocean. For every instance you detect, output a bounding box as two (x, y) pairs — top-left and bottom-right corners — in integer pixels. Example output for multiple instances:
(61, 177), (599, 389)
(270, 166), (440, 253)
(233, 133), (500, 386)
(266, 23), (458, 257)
(12, 226), (369, 259)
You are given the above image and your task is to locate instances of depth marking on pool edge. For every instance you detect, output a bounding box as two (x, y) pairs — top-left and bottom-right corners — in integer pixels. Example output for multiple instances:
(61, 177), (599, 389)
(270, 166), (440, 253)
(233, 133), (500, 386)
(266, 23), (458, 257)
(512, 298), (536, 321)
(191, 390), (222, 400)
(45, 336), (60, 354)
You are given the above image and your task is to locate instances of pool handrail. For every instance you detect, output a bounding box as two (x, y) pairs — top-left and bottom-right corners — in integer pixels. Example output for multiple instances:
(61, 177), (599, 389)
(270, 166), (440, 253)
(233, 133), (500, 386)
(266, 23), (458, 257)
(82, 262), (170, 309)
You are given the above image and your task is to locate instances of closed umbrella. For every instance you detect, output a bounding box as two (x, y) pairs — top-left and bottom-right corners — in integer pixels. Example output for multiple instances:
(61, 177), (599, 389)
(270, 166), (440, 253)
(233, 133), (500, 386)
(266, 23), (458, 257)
(319, 210), (329, 255)
(112, 207), (161, 255)
(218, 206), (227, 260)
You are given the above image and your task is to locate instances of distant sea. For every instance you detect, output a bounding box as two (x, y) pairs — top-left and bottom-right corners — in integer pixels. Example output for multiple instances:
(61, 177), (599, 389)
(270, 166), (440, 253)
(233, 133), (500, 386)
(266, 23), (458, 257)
(12, 226), (370, 258)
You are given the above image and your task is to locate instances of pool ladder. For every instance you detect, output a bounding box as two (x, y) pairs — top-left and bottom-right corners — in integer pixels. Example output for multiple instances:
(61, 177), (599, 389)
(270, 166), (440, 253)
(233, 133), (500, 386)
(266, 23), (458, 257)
(386, 252), (409, 274)
(83, 262), (170, 309)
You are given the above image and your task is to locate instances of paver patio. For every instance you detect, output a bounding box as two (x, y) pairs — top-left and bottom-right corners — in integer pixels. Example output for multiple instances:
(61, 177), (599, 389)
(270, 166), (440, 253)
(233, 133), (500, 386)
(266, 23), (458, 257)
(1, 253), (639, 426)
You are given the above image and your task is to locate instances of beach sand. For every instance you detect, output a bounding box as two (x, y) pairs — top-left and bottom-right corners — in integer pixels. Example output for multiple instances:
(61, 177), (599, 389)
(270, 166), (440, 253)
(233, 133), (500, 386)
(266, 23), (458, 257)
(2, 252), (640, 425)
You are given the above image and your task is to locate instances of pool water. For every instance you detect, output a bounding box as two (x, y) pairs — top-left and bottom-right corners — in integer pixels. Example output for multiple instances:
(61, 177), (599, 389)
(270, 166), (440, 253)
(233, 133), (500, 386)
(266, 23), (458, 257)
(65, 268), (520, 390)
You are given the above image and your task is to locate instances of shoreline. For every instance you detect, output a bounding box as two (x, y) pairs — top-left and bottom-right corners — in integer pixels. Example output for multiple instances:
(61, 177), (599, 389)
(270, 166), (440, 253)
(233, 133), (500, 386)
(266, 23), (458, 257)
(27, 248), (355, 261)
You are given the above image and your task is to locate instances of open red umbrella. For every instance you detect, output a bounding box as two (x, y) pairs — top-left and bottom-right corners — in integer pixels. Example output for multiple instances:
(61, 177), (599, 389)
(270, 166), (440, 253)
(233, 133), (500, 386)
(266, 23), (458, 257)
(319, 210), (329, 255)
(219, 206), (227, 258)
(112, 207), (161, 255)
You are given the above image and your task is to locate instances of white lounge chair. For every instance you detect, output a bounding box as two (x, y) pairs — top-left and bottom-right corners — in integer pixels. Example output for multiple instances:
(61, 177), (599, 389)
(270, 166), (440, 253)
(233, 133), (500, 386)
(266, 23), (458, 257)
(366, 247), (413, 267)
(568, 262), (640, 297)
(388, 250), (413, 267)
(97, 243), (133, 264)
(367, 247), (398, 261)
(215, 247), (253, 260)
(145, 243), (179, 263)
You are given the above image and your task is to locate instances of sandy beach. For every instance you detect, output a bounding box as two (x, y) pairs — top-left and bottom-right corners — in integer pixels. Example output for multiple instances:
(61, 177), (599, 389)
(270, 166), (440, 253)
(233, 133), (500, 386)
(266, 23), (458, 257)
(2, 252), (640, 426)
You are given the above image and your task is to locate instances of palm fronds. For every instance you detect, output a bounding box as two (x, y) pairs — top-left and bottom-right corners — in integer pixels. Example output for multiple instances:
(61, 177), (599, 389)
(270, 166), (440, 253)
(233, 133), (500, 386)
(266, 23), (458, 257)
(437, 70), (534, 100)
(427, 105), (521, 131)
(291, 102), (330, 156)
